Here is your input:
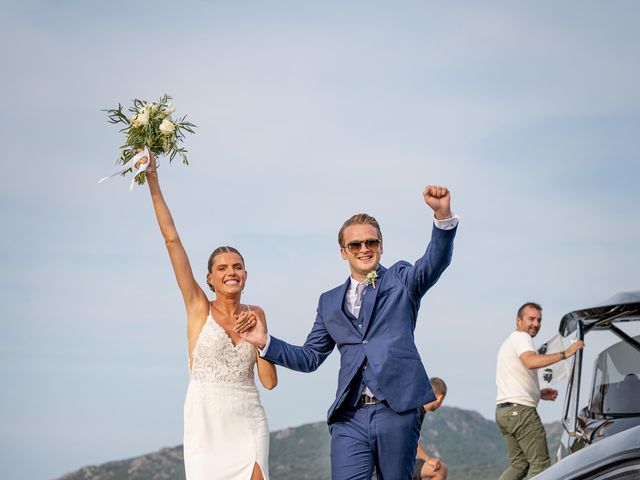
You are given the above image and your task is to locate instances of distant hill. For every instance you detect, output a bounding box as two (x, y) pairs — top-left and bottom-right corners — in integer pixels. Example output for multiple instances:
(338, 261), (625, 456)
(57, 406), (562, 480)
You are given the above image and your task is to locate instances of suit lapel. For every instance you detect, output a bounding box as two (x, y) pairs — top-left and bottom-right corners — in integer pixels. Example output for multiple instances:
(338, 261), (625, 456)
(360, 266), (386, 336)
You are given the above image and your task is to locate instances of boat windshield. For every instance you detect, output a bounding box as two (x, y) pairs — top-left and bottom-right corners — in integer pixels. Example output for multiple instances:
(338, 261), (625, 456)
(589, 335), (640, 416)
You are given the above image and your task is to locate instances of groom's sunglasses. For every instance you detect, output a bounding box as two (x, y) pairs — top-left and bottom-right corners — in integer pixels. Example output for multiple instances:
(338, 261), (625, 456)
(343, 239), (381, 254)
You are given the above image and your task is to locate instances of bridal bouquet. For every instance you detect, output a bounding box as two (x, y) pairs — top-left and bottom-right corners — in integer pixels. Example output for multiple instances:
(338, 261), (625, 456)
(100, 94), (196, 189)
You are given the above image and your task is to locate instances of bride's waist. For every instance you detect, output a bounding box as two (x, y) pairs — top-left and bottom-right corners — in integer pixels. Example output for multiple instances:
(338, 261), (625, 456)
(186, 382), (262, 405)
(188, 370), (256, 386)
(187, 380), (258, 391)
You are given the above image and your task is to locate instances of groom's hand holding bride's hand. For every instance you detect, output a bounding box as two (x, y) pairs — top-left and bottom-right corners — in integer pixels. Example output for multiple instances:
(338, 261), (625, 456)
(234, 311), (268, 349)
(234, 311), (256, 333)
(423, 185), (452, 220)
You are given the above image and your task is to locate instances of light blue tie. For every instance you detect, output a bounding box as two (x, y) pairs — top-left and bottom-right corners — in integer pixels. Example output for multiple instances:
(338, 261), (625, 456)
(352, 283), (367, 317)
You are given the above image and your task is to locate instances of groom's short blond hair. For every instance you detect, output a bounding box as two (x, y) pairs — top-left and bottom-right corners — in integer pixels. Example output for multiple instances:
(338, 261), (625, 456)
(338, 213), (382, 246)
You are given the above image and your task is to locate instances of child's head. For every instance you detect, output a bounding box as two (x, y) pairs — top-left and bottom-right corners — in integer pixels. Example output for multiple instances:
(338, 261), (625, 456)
(424, 377), (447, 412)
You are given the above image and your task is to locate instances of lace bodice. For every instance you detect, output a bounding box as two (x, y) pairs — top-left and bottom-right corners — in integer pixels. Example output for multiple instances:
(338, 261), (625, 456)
(189, 314), (257, 386)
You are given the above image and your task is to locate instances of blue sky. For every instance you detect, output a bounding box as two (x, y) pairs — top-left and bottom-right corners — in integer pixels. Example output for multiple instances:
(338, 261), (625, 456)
(1, 1), (639, 478)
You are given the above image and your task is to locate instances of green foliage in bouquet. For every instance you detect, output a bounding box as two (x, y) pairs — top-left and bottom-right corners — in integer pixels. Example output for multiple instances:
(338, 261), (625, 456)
(104, 94), (196, 185)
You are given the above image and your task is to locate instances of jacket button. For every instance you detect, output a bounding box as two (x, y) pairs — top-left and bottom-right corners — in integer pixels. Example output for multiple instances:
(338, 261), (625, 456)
(362, 340), (368, 344)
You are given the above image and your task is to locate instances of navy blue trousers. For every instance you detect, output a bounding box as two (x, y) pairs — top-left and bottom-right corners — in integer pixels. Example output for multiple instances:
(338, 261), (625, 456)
(329, 403), (423, 480)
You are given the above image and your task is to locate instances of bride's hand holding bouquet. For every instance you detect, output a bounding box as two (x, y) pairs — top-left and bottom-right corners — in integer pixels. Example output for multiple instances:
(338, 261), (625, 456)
(134, 149), (157, 174)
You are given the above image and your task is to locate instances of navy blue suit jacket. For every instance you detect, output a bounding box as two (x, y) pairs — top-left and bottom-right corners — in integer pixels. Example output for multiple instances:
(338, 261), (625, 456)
(264, 223), (457, 421)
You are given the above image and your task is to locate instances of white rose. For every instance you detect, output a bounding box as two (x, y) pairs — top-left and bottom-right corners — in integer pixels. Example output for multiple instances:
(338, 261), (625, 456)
(137, 110), (150, 126)
(165, 103), (175, 114)
(159, 118), (176, 135)
(150, 103), (158, 113)
(130, 113), (139, 126)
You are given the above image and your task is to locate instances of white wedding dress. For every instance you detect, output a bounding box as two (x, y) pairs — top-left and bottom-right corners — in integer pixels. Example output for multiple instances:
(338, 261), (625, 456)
(184, 311), (269, 479)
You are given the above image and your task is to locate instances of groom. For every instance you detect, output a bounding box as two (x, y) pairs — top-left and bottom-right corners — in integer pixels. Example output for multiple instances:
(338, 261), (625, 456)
(241, 185), (458, 479)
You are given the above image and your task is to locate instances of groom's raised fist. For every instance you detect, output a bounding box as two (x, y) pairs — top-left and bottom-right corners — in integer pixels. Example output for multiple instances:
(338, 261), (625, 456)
(423, 185), (452, 220)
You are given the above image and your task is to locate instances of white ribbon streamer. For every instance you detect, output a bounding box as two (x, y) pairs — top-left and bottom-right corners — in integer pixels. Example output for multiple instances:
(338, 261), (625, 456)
(98, 146), (151, 191)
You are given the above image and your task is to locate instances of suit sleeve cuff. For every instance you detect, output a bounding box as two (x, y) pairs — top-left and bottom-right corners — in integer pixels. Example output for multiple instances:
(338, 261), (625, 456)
(258, 334), (272, 357)
(433, 213), (460, 230)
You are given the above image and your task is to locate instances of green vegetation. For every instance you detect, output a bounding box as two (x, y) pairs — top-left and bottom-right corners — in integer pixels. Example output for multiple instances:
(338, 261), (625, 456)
(57, 406), (562, 480)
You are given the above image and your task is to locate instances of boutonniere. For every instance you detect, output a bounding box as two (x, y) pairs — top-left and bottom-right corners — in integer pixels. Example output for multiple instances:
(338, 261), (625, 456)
(364, 271), (378, 288)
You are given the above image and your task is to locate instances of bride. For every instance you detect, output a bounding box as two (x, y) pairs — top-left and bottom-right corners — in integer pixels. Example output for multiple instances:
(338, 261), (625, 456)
(141, 153), (277, 479)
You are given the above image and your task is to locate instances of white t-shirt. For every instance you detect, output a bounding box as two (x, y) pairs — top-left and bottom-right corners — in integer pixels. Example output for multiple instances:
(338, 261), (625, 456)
(496, 331), (540, 407)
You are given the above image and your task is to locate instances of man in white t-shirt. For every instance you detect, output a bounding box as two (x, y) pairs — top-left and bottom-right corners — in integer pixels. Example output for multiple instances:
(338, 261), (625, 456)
(495, 302), (584, 480)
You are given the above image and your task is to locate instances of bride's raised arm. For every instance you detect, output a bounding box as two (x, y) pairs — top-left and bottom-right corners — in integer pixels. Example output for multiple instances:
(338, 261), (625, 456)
(144, 153), (208, 315)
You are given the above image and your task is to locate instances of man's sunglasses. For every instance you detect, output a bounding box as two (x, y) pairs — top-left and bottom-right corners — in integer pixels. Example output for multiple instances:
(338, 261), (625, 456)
(343, 239), (381, 254)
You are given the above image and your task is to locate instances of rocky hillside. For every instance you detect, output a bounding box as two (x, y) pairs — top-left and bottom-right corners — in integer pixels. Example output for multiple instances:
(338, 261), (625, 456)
(57, 406), (562, 480)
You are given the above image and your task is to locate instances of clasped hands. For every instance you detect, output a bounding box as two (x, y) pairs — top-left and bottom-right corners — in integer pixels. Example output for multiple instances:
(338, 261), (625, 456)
(427, 457), (442, 472)
(233, 310), (259, 334)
